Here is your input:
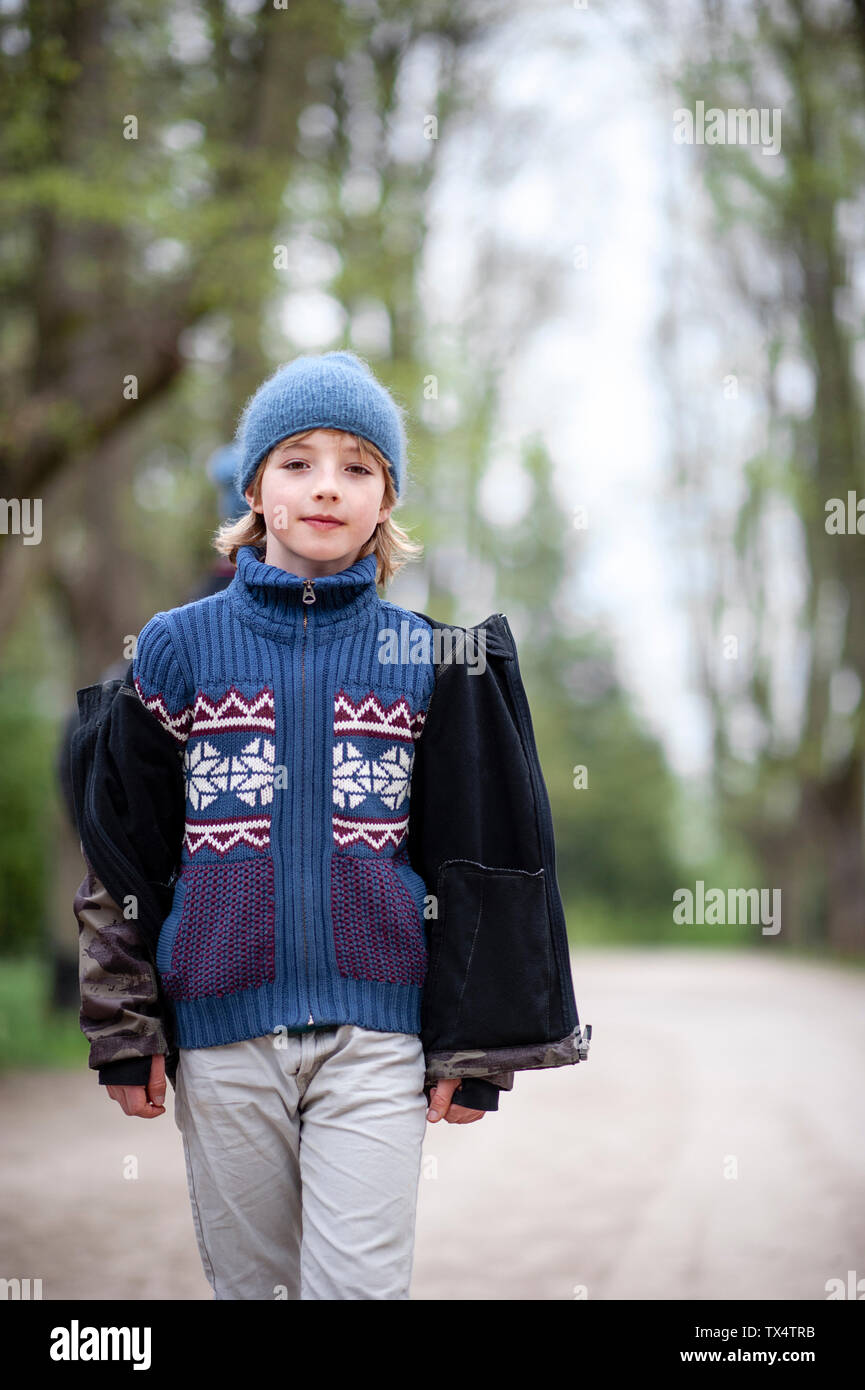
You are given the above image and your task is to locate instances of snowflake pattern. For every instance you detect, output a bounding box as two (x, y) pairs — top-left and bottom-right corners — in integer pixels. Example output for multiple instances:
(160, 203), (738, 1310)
(371, 745), (412, 810)
(333, 740), (412, 811)
(333, 741), (373, 810)
(185, 741), (230, 811)
(229, 737), (276, 808)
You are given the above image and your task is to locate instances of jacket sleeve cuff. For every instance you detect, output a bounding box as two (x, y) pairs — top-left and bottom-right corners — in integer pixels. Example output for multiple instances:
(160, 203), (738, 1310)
(452, 1077), (501, 1111)
(98, 1056), (153, 1086)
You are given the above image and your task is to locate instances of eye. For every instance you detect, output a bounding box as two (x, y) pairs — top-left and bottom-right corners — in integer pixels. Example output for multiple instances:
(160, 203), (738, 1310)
(279, 459), (370, 473)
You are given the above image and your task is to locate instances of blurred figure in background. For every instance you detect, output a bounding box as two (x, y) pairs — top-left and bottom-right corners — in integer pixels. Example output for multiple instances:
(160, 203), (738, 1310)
(184, 444), (248, 602)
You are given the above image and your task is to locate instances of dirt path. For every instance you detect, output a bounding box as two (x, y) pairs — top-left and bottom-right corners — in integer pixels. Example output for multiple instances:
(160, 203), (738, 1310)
(2, 948), (863, 1300)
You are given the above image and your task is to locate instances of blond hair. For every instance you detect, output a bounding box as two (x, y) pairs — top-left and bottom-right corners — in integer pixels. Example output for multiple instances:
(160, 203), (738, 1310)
(211, 430), (423, 590)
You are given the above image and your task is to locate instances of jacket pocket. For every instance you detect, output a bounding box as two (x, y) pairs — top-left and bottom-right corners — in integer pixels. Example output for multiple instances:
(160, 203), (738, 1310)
(422, 859), (552, 1050)
(331, 850), (428, 987)
(157, 859), (276, 1001)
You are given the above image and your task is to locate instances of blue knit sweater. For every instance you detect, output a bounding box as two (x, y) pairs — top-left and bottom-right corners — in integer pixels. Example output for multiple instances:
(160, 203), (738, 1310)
(131, 543), (436, 1050)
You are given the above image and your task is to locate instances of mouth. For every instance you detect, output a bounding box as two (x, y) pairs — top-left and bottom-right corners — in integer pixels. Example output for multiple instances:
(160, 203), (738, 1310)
(302, 517), (345, 530)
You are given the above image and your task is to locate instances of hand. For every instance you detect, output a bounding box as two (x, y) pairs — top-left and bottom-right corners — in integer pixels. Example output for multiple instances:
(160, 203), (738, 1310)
(105, 1053), (167, 1118)
(426, 1077), (485, 1124)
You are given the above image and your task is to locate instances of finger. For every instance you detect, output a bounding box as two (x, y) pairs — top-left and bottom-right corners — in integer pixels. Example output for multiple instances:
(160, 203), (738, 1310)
(147, 1053), (167, 1109)
(106, 1084), (133, 1116)
(428, 1073), (461, 1117)
(113, 1084), (161, 1118)
(426, 1091), (447, 1122)
(129, 1093), (164, 1118)
(426, 1079), (460, 1122)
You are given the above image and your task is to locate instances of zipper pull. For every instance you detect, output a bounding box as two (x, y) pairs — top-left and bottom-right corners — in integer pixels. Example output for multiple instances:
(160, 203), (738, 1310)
(302, 579), (316, 604)
(307, 1011), (314, 1025)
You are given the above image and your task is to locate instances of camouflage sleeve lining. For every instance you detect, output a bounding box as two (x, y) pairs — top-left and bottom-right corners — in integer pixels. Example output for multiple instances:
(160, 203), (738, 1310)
(74, 848), (169, 1073)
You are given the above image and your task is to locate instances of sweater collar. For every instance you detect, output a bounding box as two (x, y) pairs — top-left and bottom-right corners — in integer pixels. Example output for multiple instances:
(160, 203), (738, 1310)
(229, 543), (380, 637)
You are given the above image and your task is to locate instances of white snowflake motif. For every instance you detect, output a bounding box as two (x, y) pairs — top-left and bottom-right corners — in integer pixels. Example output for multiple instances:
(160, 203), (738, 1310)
(372, 745), (413, 810)
(185, 740), (229, 811)
(229, 737), (276, 808)
(333, 741), (373, 809)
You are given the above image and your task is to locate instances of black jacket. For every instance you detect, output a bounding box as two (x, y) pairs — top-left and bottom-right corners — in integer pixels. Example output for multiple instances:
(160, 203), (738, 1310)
(407, 614), (590, 1083)
(68, 611), (591, 1112)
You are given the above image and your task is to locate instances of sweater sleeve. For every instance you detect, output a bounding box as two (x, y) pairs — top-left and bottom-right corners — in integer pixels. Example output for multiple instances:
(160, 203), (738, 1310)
(132, 613), (193, 746)
(98, 1056), (154, 1086)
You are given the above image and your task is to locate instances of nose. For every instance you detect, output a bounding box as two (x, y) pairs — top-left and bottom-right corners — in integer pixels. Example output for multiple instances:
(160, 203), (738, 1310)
(311, 468), (342, 500)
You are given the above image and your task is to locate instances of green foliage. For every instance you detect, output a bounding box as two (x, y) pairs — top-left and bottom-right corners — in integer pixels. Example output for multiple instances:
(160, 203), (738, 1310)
(0, 957), (86, 1073)
(539, 666), (682, 921)
(668, 3), (865, 951)
(483, 436), (688, 934)
(0, 674), (55, 954)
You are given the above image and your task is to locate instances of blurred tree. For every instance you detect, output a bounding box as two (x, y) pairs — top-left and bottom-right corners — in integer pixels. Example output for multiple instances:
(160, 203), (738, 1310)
(494, 436), (681, 927)
(0, 0), (690, 973)
(393, 17), (683, 927)
(0, 0), (493, 661)
(0, 0), (503, 971)
(652, 0), (865, 950)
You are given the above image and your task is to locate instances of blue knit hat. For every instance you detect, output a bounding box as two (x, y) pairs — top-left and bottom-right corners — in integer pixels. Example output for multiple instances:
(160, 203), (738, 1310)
(234, 350), (407, 501)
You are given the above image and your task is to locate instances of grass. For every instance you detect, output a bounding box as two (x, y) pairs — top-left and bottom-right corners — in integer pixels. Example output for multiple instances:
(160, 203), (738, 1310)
(0, 956), (89, 1075)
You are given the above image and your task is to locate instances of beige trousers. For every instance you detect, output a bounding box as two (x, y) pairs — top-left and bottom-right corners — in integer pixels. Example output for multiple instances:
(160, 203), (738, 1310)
(172, 1023), (428, 1300)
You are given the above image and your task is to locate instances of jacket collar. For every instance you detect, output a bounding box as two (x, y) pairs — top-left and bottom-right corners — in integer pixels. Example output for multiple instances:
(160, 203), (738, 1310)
(228, 543), (379, 638)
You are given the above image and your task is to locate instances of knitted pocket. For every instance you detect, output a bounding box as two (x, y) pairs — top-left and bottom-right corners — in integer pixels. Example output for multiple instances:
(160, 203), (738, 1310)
(330, 848), (428, 988)
(157, 858), (276, 1001)
(329, 680), (429, 987)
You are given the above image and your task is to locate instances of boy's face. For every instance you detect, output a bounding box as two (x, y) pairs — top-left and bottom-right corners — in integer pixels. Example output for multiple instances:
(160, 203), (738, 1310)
(245, 427), (392, 577)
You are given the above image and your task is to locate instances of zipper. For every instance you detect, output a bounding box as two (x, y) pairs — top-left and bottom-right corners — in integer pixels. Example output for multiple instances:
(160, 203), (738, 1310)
(300, 577), (316, 1024)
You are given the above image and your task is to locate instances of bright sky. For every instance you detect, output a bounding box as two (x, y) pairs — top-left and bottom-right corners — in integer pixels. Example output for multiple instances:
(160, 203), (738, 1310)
(414, 2), (715, 779)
